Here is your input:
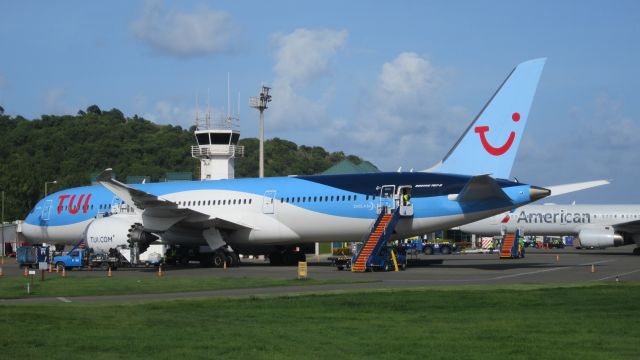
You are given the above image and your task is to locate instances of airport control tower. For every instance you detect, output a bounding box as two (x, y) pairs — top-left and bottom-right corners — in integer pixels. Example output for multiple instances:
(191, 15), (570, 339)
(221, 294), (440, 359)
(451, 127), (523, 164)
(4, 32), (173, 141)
(191, 111), (244, 180)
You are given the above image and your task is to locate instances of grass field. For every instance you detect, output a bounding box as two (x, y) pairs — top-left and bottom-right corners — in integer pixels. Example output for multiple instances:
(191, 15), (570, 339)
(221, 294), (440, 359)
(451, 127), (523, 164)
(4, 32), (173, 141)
(0, 274), (366, 298)
(2, 283), (639, 359)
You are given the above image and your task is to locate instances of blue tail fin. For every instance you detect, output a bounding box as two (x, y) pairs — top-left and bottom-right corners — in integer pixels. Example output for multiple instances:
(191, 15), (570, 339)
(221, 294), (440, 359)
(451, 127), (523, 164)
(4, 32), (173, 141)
(426, 58), (546, 179)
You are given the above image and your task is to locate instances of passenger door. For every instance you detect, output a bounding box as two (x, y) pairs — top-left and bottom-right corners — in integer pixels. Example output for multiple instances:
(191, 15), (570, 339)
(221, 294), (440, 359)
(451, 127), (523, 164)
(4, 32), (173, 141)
(41, 200), (52, 221)
(262, 190), (277, 214)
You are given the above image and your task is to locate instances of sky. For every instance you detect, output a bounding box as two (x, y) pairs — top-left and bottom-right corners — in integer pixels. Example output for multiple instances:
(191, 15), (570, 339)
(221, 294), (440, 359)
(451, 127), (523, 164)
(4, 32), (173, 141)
(1, 0), (639, 204)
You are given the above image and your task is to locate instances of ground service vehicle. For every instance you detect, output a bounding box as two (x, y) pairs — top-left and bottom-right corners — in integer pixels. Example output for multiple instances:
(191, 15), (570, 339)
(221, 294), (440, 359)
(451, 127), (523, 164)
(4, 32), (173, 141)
(17, 246), (49, 268)
(404, 240), (459, 255)
(53, 248), (124, 270)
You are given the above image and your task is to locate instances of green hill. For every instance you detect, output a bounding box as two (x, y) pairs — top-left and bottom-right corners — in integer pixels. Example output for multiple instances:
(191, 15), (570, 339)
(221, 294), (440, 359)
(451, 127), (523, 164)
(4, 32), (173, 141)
(0, 106), (370, 220)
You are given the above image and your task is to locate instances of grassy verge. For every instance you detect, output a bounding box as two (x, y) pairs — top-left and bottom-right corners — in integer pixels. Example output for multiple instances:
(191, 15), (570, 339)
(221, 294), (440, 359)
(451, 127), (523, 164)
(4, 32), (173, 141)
(1, 283), (639, 359)
(0, 275), (367, 299)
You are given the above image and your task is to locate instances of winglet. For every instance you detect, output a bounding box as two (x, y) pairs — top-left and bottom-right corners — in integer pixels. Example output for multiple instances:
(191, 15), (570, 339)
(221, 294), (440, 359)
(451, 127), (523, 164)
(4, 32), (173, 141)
(426, 58), (546, 179)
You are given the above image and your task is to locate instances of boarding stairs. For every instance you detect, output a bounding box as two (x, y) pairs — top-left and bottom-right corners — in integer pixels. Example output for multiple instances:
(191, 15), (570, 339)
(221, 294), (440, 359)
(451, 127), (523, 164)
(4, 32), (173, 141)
(499, 230), (522, 259)
(352, 207), (401, 272)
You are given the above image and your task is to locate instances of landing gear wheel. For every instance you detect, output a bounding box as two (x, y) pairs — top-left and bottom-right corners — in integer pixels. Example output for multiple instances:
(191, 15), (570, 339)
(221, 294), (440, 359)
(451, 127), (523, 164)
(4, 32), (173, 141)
(440, 246), (451, 255)
(423, 246), (433, 255)
(212, 252), (226, 268)
(225, 252), (240, 267)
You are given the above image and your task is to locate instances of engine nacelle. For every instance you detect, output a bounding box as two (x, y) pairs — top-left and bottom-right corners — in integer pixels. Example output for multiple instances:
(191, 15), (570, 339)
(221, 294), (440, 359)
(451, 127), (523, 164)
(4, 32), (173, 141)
(83, 215), (155, 253)
(578, 228), (624, 248)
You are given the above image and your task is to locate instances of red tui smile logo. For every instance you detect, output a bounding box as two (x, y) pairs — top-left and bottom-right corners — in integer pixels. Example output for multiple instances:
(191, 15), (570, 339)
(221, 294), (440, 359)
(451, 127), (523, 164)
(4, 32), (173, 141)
(475, 112), (520, 156)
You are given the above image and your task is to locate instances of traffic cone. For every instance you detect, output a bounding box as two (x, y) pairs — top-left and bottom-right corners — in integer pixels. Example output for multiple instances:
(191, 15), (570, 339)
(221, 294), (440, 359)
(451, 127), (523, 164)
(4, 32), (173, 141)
(223, 261), (227, 270)
(56, 264), (59, 273)
(48, 263), (53, 273)
(107, 267), (112, 278)
(23, 267), (28, 277)
(591, 264), (595, 273)
(62, 267), (66, 277)
(157, 265), (162, 277)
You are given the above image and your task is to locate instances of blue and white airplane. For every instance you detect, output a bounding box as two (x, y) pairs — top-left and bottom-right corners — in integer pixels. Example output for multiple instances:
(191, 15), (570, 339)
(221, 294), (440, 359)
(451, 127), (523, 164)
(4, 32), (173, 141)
(23, 58), (550, 266)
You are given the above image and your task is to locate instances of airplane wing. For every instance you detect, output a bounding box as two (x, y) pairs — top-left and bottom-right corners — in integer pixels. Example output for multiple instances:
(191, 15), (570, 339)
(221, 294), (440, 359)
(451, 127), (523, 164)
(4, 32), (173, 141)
(613, 220), (640, 235)
(97, 168), (251, 232)
(545, 180), (609, 198)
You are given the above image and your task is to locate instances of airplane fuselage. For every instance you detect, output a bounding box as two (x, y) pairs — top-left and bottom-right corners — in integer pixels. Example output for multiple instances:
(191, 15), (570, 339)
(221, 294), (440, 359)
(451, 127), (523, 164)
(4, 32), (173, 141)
(23, 172), (537, 253)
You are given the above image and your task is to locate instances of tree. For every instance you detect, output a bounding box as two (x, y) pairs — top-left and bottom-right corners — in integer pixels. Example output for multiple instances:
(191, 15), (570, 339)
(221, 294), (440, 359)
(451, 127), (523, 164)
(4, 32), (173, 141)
(86, 104), (102, 115)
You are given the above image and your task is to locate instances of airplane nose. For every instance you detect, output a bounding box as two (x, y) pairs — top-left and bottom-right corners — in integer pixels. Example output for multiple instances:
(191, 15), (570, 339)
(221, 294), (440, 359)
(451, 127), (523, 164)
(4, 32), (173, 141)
(529, 185), (551, 201)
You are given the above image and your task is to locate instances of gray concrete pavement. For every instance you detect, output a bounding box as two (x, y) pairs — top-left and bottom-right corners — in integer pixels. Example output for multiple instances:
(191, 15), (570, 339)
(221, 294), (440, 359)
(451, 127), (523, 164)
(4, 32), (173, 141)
(1, 245), (638, 304)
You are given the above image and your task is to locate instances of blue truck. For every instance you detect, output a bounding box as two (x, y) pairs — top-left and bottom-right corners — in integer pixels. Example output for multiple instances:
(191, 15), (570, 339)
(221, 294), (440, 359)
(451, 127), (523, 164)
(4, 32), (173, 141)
(53, 248), (124, 271)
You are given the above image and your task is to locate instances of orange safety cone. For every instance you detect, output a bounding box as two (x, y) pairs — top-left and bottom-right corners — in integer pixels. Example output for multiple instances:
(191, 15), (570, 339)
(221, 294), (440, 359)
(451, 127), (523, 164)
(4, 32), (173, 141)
(157, 265), (162, 277)
(223, 261), (227, 270)
(48, 263), (53, 273)
(107, 267), (112, 278)
(56, 264), (59, 273)
(62, 266), (66, 277)
(23, 267), (28, 277)
(591, 264), (595, 273)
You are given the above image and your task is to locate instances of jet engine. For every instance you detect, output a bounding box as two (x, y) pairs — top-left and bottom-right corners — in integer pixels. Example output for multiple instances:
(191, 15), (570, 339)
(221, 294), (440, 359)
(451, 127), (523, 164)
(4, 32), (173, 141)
(83, 215), (157, 254)
(578, 228), (623, 248)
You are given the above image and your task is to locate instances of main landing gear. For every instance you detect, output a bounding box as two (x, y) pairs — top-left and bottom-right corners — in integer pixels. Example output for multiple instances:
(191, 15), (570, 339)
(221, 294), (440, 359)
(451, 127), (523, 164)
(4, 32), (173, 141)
(201, 248), (241, 268)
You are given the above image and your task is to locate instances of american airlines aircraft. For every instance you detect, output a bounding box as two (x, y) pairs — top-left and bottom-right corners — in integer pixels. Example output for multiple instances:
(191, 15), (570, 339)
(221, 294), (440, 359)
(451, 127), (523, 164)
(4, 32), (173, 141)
(22, 58), (550, 266)
(459, 203), (640, 255)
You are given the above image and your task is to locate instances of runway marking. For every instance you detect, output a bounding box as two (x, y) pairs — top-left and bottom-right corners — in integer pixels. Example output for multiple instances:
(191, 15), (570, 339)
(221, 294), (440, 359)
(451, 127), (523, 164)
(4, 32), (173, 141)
(57, 297), (72, 303)
(492, 266), (565, 280)
(597, 269), (640, 281)
(386, 259), (618, 283)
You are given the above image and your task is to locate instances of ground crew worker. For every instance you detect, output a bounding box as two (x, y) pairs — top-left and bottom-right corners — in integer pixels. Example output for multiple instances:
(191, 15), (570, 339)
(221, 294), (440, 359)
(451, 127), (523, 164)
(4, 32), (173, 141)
(402, 191), (411, 206)
(519, 237), (526, 258)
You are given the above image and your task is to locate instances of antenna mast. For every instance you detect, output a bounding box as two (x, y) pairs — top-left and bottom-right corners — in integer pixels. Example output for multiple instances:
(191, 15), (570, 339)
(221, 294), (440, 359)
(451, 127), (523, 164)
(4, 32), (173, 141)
(249, 84), (272, 178)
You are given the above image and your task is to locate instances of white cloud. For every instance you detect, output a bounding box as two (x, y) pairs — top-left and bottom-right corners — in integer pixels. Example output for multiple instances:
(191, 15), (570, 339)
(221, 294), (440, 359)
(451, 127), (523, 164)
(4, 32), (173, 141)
(335, 53), (465, 170)
(272, 28), (348, 87)
(268, 28), (348, 132)
(131, 0), (234, 57)
(513, 94), (640, 204)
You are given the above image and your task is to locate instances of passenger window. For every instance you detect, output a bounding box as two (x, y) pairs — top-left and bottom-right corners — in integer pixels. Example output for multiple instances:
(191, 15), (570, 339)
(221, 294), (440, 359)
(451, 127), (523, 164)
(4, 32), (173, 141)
(314, 196), (317, 202)
(342, 196), (346, 201)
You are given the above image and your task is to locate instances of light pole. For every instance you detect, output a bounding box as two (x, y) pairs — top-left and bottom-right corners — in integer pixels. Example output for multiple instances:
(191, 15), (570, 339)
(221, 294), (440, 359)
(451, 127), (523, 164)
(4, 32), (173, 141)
(250, 85), (272, 178)
(45, 180), (57, 197)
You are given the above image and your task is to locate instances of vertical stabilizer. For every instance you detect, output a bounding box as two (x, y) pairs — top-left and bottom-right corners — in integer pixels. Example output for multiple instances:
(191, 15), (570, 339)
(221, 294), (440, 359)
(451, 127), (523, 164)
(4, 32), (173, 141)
(426, 58), (546, 179)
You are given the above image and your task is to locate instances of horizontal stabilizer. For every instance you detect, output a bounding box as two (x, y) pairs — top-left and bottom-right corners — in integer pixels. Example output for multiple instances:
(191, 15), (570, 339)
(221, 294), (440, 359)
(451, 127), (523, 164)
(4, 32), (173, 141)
(456, 175), (512, 204)
(545, 180), (609, 198)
